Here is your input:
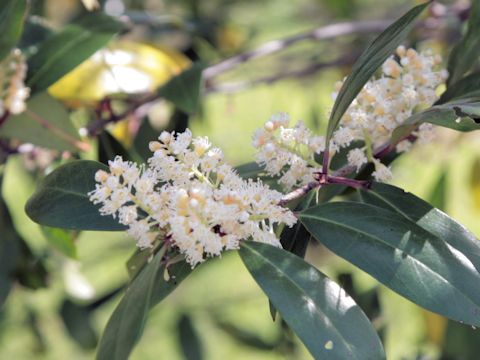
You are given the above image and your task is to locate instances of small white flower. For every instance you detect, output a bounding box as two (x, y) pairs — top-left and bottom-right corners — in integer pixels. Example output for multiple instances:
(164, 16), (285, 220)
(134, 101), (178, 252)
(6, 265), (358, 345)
(347, 148), (368, 171)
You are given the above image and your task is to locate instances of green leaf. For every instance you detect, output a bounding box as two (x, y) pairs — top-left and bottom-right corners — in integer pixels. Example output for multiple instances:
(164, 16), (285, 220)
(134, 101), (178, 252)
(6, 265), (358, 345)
(133, 119), (159, 161)
(391, 99), (480, 143)
(359, 182), (480, 274)
(41, 226), (77, 259)
(177, 313), (204, 360)
(239, 241), (385, 360)
(300, 201), (480, 326)
(0, 0), (27, 61)
(438, 71), (480, 103)
(158, 63), (204, 114)
(98, 130), (143, 164)
(0, 176), (20, 306)
(428, 171), (447, 211)
(96, 255), (192, 360)
(25, 160), (126, 231)
(325, 2), (429, 144)
(26, 12), (124, 93)
(126, 248), (150, 280)
(60, 299), (98, 349)
(0, 92), (83, 152)
(447, 0), (480, 86)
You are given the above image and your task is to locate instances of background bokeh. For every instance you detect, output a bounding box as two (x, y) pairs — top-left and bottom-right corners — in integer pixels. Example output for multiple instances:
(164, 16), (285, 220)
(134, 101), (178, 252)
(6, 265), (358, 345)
(1, 0), (479, 359)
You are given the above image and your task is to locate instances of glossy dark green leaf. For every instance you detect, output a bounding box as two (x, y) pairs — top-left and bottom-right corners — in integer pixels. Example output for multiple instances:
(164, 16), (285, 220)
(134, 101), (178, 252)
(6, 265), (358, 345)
(41, 226), (77, 259)
(392, 99), (480, 142)
(359, 182), (480, 273)
(438, 71), (480, 103)
(239, 241), (385, 360)
(0, 0), (27, 61)
(26, 160), (126, 231)
(158, 63), (204, 114)
(177, 313), (204, 360)
(325, 2), (429, 144)
(96, 256), (192, 360)
(26, 13), (124, 93)
(300, 201), (480, 326)
(447, 0), (480, 86)
(0, 92), (83, 152)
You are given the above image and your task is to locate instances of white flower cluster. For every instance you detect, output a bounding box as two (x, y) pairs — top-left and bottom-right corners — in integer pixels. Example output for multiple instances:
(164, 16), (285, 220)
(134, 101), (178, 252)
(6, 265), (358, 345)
(0, 49), (30, 117)
(332, 46), (448, 180)
(253, 47), (447, 186)
(252, 112), (325, 190)
(89, 129), (297, 267)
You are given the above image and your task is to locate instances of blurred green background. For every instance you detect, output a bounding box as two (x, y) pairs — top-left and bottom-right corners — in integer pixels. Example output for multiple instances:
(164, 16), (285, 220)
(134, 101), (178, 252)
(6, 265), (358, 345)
(2, 0), (480, 359)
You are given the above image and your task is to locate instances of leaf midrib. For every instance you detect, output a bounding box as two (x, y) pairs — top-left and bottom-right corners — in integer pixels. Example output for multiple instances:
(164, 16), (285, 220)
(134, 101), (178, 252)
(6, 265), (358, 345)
(244, 243), (361, 359)
(300, 212), (480, 312)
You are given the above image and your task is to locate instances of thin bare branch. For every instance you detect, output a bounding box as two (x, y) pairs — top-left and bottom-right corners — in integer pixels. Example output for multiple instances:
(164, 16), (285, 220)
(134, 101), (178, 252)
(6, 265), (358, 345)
(203, 20), (392, 81)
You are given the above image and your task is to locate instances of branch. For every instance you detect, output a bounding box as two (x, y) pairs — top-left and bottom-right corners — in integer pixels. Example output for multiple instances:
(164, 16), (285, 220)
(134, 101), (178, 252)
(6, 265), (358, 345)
(278, 138), (401, 206)
(203, 20), (392, 81)
(204, 53), (359, 95)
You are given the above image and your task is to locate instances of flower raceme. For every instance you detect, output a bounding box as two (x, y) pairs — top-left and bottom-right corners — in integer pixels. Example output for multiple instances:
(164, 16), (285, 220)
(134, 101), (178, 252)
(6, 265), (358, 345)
(90, 47), (446, 267)
(253, 47), (447, 189)
(89, 129), (297, 267)
(0, 49), (30, 117)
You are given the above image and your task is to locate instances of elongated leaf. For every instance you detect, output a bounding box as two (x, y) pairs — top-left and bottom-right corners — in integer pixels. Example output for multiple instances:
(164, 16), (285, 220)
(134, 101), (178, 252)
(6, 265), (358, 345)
(300, 201), (480, 326)
(239, 241), (385, 360)
(97, 257), (192, 360)
(438, 71), (480, 103)
(27, 13), (124, 93)
(26, 160), (126, 231)
(177, 314), (204, 360)
(447, 0), (480, 86)
(0, 92), (83, 152)
(0, 176), (20, 306)
(60, 299), (98, 349)
(158, 63), (204, 114)
(325, 2), (429, 144)
(0, 0), (27, 61)
(359, 182), (480, 271)
(391, 99), (480, 142)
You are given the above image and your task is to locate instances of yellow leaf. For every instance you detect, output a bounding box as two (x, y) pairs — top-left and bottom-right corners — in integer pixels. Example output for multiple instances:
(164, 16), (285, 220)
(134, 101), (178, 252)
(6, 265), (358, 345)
(81, 0), (99, 11)
(48, 41), (191, 107)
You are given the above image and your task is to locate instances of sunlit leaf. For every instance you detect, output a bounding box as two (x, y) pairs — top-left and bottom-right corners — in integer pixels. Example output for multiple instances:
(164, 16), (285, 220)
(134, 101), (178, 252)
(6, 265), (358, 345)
(48, 41), (190, 106)
(27, 13), (125, 94)
(240, 241), (385, 360)
(301, 200), (480, 326)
